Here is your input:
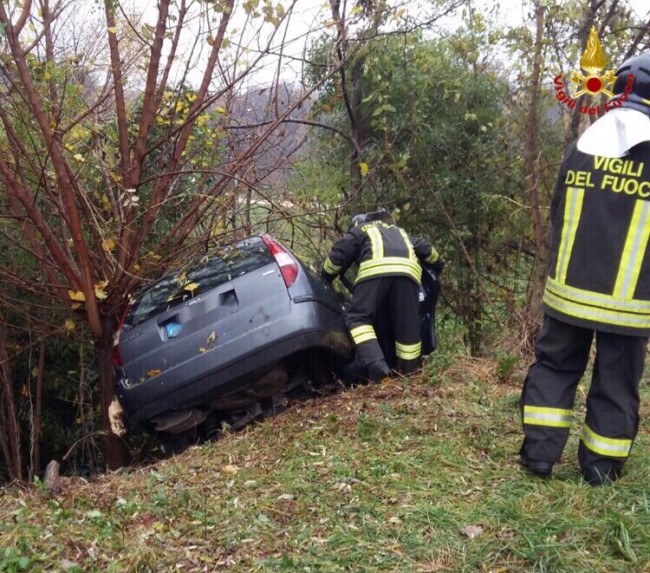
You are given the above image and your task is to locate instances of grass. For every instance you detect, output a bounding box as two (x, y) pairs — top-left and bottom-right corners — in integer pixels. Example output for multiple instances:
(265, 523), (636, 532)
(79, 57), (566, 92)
(1, 354), (649, 572)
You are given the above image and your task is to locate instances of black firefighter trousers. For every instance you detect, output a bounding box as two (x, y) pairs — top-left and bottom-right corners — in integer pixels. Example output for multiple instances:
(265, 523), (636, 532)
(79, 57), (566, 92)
(346, 276), (421, 378)
(520, 314), (647, 479)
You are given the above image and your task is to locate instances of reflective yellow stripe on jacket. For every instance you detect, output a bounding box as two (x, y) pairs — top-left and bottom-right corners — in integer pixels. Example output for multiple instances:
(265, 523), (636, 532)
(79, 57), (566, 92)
(323, 256), (341, 275)
(545, 191), (650, 331)
(555, 186), (585, 283)
(612, 200), (650, 299)
(425, 249), (440, 264)
(544, 278), (650, 329)
(367, 226), (384, 259)
(350, 324), (377, 345)
(356, 257), (422, 284)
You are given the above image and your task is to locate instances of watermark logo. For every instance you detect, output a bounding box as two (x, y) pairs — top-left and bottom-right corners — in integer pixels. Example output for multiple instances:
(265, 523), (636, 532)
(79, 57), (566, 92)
(553, 26), (624, 115)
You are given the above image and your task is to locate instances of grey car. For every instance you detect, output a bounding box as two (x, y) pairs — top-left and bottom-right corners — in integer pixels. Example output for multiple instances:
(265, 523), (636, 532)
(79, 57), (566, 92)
(114, 234), (354, 450)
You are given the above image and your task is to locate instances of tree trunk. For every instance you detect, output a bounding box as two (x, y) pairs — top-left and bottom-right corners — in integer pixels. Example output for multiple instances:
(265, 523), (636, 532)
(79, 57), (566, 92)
(0, 325), (23, 481)
(523, 1), (547, 326)
(96, 317), (129, 470)
(30, 337), (46, 480)
(349, 57), (366, 211)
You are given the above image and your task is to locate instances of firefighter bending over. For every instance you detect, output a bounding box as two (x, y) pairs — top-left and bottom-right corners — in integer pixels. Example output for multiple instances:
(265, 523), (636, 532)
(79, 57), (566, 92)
(520, 53), (650, 486)
(321, 210), (443, 381)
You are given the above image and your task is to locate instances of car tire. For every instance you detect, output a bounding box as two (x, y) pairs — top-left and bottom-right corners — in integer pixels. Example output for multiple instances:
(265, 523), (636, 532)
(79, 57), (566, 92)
(158, 430), (195, 456)
(307, 355), (341, 395)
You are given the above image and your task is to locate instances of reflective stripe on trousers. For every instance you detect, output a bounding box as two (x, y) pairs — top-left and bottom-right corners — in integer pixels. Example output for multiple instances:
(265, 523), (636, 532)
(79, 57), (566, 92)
(523, 405), (573, 428)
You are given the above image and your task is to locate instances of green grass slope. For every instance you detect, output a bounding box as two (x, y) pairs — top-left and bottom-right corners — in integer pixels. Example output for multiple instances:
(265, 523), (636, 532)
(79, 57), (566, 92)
(1, 357), (649, 572)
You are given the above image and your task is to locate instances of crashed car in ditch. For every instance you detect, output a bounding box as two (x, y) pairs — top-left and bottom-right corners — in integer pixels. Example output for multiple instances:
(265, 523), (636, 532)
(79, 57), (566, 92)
(113, 233), (440, 451)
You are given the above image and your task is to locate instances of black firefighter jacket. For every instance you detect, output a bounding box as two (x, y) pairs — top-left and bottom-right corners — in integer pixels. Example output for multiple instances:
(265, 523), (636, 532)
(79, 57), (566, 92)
(322, 221), (439, 286)
(544, 140), (650, 336)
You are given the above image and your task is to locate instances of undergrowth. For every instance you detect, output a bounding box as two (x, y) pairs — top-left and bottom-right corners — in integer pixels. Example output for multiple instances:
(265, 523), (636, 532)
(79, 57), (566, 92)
(0, 354), (648, 572)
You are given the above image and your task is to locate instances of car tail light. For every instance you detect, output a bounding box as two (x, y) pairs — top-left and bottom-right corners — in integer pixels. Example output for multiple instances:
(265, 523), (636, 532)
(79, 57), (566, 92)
(113, 306), (129, 368)
(261, 234), (299, 287)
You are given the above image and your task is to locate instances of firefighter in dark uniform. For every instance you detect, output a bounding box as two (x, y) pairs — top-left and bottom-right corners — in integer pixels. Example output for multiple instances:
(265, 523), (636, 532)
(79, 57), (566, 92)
(321, 210), (442, 381)
(520, 54), (650, 485)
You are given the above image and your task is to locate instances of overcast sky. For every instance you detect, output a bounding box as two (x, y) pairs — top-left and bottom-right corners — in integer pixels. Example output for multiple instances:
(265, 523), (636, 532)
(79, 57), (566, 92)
(75, 0), (650, 89)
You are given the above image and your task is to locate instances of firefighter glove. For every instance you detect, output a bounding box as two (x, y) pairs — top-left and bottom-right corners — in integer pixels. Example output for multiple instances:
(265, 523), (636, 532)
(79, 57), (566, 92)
(320, 270), (334, 284)
(431, 258), (445, 274)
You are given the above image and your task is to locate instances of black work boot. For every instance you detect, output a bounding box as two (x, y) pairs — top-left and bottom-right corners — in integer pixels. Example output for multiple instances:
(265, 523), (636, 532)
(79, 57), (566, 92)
(519, 455), (553, 477)
(582, 463), (622, 486)
(518, 440), (553, 477)
(367, 359), (391, 383)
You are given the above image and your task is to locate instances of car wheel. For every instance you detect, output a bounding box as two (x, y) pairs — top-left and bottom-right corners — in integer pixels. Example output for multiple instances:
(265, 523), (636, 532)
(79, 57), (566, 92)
(158, 429), (196, 456)
(309, 357), (337, 392)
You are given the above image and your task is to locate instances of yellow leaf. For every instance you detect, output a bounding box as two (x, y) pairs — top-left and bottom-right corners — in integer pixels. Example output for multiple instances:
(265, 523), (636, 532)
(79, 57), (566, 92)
(102, 238), (116, 252)
(107, 26), (117, 34)
(147, 369), (161, 378)
(31, 367), (39, 378)
(207, 35), (215, 46)
(68, 290), (86, 302)
(71, 303), (82, 310)
(94, 280), (109, 300)
(199, 347), (207, 353)
(64, 319), (76, 332)
(359, 162), (369, 177)
(215, 106), (226, 114)
(184, 282), (199, 293)
(351, 5), (362, 14)
(207, 331), (216, 344)
(222, 464), (238, 475)
(73, 153), (85, 162)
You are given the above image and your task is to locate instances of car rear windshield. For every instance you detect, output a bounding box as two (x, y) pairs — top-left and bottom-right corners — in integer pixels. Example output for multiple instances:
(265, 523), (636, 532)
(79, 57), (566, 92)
(125, 237), (274, 327)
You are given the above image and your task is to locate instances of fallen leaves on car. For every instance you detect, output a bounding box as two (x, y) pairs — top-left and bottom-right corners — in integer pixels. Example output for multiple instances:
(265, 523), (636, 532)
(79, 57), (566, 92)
(147, 369), (162, 378)
(198, 331), (218, 354)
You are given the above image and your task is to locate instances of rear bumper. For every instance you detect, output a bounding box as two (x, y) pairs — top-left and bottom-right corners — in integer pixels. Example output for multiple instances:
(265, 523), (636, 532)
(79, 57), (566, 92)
(116, 299), (352, 427)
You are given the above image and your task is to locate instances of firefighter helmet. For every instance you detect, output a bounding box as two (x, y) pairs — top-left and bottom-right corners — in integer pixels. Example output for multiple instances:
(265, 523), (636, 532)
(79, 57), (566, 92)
(610, 52), (650, 115)
(349, 213), (368, 230)
(366, 208), (395, 225)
